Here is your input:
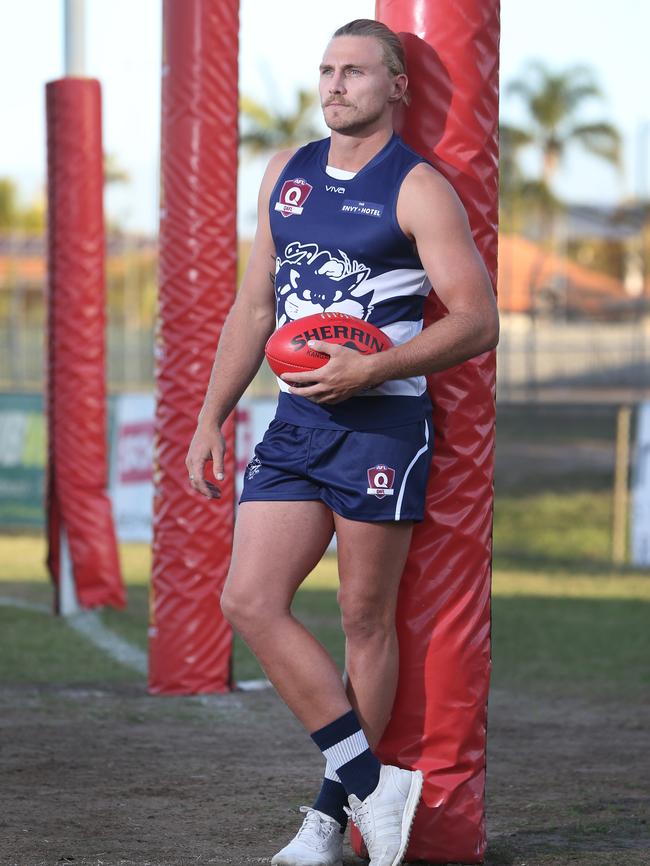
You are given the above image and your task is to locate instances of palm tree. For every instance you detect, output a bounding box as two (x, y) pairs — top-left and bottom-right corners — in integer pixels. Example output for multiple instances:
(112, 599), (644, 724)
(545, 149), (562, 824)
(504, 60), (621, 189)
(501, 62), (623, 322)
(499, 123), (559, 234)
(239, 89), (325, 156)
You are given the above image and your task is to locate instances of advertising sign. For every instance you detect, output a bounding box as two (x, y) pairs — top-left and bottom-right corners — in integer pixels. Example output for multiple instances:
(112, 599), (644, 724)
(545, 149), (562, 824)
(0, 392), (278, 538)
(631, 402), (650, 566)
(108, 393), (277, 541)
(110, 393), (156, 542)
(0, 394), (45, 526)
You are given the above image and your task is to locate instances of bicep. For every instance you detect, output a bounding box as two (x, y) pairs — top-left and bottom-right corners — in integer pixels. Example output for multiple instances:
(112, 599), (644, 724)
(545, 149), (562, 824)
(398, 167), (495, 316)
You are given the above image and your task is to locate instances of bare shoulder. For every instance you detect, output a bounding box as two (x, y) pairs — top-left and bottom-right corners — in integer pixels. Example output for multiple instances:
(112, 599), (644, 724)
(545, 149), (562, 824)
(261, 148), (297, 189)
(402, 161), (457, 197)
(397, 162), (469, 239)
(256, 148), (298, 220)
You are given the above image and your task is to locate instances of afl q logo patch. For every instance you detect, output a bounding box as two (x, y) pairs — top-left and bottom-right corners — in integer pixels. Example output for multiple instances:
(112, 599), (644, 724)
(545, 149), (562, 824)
(367, 465), (395, 498)
(275, 178), (313, 218)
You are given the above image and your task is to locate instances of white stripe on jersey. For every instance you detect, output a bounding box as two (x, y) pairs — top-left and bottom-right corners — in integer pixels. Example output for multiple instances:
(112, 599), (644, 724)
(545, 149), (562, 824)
(362, 268), (431, 304)
(380, 319), (422, 347)
(394, 419), (431, 520)
(368, 319), (426, 396)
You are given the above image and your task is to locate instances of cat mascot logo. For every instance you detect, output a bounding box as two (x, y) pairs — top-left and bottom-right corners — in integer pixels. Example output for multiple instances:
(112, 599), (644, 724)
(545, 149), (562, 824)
(275, 241), (374, 326)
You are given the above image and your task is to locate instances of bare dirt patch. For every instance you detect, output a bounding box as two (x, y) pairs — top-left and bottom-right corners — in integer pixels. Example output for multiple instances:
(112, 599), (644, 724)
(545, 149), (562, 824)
(1, 681), (648, 866)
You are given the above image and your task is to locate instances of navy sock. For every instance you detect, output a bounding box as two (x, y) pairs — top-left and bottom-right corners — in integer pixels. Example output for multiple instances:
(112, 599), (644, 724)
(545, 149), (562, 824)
(312, 774), (348, 830)
(310, 710), (381, 802)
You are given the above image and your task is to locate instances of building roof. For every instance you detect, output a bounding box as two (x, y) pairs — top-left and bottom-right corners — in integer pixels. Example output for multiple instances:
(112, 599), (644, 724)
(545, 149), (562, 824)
(497, 233), (637, 318)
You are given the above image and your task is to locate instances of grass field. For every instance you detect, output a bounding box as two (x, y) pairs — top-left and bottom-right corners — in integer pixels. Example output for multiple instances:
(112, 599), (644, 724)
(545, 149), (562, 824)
(2, 400), (642, 687)
(1, 503), (649, 697)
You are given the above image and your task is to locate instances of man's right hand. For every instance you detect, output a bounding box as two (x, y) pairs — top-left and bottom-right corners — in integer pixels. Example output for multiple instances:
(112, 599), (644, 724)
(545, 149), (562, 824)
(185, 422), (225, 499)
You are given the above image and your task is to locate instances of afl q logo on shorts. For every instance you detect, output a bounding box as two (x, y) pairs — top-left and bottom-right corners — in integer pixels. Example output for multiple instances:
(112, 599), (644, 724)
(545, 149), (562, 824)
(275, 178), (313, 218)
(367, 465), (395, 498)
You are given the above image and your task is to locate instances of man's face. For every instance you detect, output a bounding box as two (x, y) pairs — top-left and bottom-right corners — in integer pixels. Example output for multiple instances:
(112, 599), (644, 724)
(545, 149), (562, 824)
(319, 36), (404, 135)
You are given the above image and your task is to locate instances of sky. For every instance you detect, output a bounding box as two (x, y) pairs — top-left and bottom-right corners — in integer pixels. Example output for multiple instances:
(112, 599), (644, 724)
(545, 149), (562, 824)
(1, 0), (649, 236)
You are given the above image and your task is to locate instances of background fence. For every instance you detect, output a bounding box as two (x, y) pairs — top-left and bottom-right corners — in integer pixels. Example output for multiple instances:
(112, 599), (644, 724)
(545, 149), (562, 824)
(3, 316), (650, 401)
(1, 230), (649, 402)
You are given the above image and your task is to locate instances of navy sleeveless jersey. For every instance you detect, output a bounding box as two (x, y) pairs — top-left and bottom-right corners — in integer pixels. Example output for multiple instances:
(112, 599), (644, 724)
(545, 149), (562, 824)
(269, 133), (432, 430)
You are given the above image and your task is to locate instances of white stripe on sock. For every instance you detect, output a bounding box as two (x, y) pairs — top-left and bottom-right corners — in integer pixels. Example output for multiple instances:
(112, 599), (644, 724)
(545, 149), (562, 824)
(322, 729), (370, 771)
(324, 761), (342, 783)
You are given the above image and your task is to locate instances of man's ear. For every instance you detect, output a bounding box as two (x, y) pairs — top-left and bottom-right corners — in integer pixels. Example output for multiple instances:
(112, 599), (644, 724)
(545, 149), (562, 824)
(388, 73), (408, 102)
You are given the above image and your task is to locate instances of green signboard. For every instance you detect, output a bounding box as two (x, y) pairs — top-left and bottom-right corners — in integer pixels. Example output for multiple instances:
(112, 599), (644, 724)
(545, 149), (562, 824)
(0, 393), (46, 527)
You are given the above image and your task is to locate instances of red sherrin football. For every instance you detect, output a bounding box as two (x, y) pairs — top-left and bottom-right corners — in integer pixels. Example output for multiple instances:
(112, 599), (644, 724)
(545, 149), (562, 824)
(265, 312), (393, 378)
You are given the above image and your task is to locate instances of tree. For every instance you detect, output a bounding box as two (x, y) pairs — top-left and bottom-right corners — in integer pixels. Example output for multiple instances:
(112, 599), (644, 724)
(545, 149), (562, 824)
(499, 123), (559, 234)
(0, 177), (46, 234)
(239, 89), (325, 156)
(504, 60), (621, 189)
(501, 62), (623, 320)
(501, 61), (622, 255)
(0, 179), (18, 230)
(0, 154), (129, 237)
(104, 153), (130, 186)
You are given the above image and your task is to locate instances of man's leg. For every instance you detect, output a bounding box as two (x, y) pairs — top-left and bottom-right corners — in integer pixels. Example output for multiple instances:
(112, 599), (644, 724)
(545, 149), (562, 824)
(222, 500), (383, 785)
(310, 516), (413, 824)
(335, 515), (413, 747)
(222, 500), (381, 866)
(221, 499), (352, 730)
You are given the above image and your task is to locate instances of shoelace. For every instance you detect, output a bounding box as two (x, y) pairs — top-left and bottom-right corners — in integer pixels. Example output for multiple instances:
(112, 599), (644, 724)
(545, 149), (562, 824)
(344, 801), (372, 838)
(296, 806), (339, 842)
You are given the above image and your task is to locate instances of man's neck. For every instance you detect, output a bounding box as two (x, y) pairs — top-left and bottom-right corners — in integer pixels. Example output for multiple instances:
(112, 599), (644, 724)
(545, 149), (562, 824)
(327, 127), (394, 173)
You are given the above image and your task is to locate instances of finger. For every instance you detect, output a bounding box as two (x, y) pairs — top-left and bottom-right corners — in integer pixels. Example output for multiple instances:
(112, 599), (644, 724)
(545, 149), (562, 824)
(287, 384), (326, 400)
(281, 370), (320, 384)
(211, 447), (225, 483)
(204, 480), (222, 499)
(187, 458), (212, 497)
(187, 457), (205, 485)
(190, 476), (221, 499)
(307, 339), (338, 356)
(188, 471), (212, 497)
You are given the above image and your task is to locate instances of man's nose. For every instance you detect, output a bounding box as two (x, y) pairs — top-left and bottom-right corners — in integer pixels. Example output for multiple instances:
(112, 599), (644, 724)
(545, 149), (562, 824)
(329, 71), (346, 93)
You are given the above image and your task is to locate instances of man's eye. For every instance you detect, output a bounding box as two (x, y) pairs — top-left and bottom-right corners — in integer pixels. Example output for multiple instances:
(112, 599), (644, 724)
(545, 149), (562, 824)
(347, 69), (362, 76)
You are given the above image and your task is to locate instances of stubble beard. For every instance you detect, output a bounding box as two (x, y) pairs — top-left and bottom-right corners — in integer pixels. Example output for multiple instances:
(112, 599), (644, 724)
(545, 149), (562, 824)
(322, 101), (386, 136)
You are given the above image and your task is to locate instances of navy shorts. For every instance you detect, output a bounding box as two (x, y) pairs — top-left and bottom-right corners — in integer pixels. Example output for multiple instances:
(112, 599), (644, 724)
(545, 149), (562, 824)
(240, 416), (433, 522)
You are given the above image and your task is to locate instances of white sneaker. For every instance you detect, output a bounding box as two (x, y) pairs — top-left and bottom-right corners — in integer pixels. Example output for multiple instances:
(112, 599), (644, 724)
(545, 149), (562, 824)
(271, 806), (344, 866)
(346, 764), (423, 866)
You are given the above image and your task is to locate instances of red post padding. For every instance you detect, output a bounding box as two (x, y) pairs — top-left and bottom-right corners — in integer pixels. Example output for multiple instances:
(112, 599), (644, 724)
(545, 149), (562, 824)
(149, 0), (239, 694)
(45, 78), (124, 612)
(352, 2), (500, 862)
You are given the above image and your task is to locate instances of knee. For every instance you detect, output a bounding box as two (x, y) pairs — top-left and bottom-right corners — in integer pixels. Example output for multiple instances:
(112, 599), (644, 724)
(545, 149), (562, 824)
(220, 586), (245, 629)
(220, 584), (272, 634)
(338, 589), (395, 644)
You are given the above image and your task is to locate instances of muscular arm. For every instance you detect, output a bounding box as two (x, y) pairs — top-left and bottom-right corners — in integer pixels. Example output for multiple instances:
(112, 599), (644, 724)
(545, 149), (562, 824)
(186, 150), (293, 497)
(284, 162), (499, 402)
(369, 163), (499, 381)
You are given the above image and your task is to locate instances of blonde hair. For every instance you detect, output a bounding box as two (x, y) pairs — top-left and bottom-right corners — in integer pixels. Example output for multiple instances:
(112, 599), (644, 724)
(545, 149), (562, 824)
(333, 19), (410, 105)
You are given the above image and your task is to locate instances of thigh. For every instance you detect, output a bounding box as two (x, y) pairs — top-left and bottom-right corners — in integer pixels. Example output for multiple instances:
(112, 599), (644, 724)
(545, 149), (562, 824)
(239, 419), (319, 504)
(225, 500), (334, 611)
(334, 513), (413, 615)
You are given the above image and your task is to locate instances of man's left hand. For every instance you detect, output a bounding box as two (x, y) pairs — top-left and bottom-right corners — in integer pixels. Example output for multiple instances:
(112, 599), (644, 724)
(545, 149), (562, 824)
(282, 340), (377, 404)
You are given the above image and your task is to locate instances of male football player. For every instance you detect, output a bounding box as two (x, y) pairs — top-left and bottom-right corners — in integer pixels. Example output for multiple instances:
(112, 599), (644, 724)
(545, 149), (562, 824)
(186, 18), (498, 866)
